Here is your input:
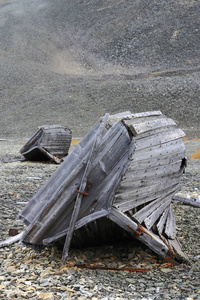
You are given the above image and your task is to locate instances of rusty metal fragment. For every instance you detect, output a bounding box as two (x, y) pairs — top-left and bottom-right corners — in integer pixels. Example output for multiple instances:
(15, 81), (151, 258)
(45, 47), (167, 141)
(9, 229), (19, 236)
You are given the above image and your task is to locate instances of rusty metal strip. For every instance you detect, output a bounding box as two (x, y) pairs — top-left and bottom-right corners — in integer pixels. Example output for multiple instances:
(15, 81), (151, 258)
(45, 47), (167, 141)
(163, 255), (179, 266)
(77, 190), (88, 196)
(159, 262), (172, 269)
(127, 223), (153, 238)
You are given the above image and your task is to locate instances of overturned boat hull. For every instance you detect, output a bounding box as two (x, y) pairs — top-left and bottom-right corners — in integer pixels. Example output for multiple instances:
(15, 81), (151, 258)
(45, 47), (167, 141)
(20, 125), (72, 163)
(18, 111), (188, 264)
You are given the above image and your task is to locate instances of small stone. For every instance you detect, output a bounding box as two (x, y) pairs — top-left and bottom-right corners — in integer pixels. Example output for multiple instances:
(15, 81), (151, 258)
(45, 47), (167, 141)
(160, 268), (172, 273)
(38, 292), (54, 299)
(126, 278), (136, 283)
(155, 282), (164, 287)
(7, 252), (14, 259)
(18, 284), (25, 289)
(188, 296), (198, 300)
(145, 287), (156, 292)
(24, 281), (32, 286)
(7, 265), (16, 271)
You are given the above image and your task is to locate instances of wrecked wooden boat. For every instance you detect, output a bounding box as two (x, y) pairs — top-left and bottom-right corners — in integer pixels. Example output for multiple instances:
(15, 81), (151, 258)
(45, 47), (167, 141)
(17, 111), (188, 264)
(20, 125), (72, 163)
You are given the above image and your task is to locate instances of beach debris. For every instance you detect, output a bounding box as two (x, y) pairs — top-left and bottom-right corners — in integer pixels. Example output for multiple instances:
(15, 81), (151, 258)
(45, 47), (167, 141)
(173, 195), (200, 208)
(1, 111), (189, 265)
(20, 125), (72, 163)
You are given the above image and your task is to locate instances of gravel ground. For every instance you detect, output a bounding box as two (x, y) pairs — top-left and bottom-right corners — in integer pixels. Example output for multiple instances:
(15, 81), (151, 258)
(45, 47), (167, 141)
(0, 139), (199, 300)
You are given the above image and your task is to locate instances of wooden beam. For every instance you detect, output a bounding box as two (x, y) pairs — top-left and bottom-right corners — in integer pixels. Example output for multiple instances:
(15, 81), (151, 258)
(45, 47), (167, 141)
(61, 120), (102, 263)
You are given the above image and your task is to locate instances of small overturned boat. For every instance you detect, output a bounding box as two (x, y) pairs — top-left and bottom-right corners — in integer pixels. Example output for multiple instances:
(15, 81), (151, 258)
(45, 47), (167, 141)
(20, 125), (72, 163)
(15, 111), (188, 264)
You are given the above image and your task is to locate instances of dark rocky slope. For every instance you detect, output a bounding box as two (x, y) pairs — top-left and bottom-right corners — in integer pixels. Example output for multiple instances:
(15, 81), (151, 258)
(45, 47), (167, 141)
(0, 0), (199, 138)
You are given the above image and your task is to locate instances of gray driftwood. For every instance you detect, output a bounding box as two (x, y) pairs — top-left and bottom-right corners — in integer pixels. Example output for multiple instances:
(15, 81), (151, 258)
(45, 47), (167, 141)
(0, 232), (24, 248)
(172, 195), (200, 208)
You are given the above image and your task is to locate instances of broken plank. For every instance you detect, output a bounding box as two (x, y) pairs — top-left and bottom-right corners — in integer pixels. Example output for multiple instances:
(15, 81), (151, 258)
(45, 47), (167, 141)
(172, 195), (200, 208)
(168, 238), (190, 263)
(144, 197), (173, 230)
(108, 208), (169, 258)
(133, 189), (177, 224)
(114, 183), (180, 212)
(165, 205), (176, 239)
(127, 118), (176, 136)
(156, 207), (170, 235)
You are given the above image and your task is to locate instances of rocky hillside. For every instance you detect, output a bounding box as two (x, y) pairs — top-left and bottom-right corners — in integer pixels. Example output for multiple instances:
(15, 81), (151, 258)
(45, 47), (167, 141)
(0, 0), (199, 138)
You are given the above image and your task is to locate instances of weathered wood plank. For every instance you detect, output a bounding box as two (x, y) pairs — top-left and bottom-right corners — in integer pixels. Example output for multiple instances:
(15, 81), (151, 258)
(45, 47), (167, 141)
(38, 146), (62, 164)
(130, 111), (162, 119)
(122, 150), (185, 172)
(114, 185), (180, 212)
(20, 128), (43, 153)
(123, 114), (165, 128)
(116, 175), (185, 212)
(43, 210), (109, 245)
(165, 205), (176, 239)
(133, 124), (183, 141)
(144, 196), (173, 230)
(118, 161), (183, 184)
(78, 125), (133, 216)
(168, 238), (189, 262)
(127, 118), (176, 136)
(115, 178), (180, 206)
(172, 195), (200, 207)
(134, 129), (185, 151)
(131, 139), (185, 161)
(107, 111), (133, 127)
(156, 208), (170, 235)
(133, 187), (178, 224)
(0, 232), (24, 248)
(117, 170), (183, 191)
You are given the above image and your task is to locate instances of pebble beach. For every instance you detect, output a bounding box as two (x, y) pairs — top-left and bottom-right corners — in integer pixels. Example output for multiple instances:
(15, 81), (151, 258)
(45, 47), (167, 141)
(0, 139), (199, 300)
